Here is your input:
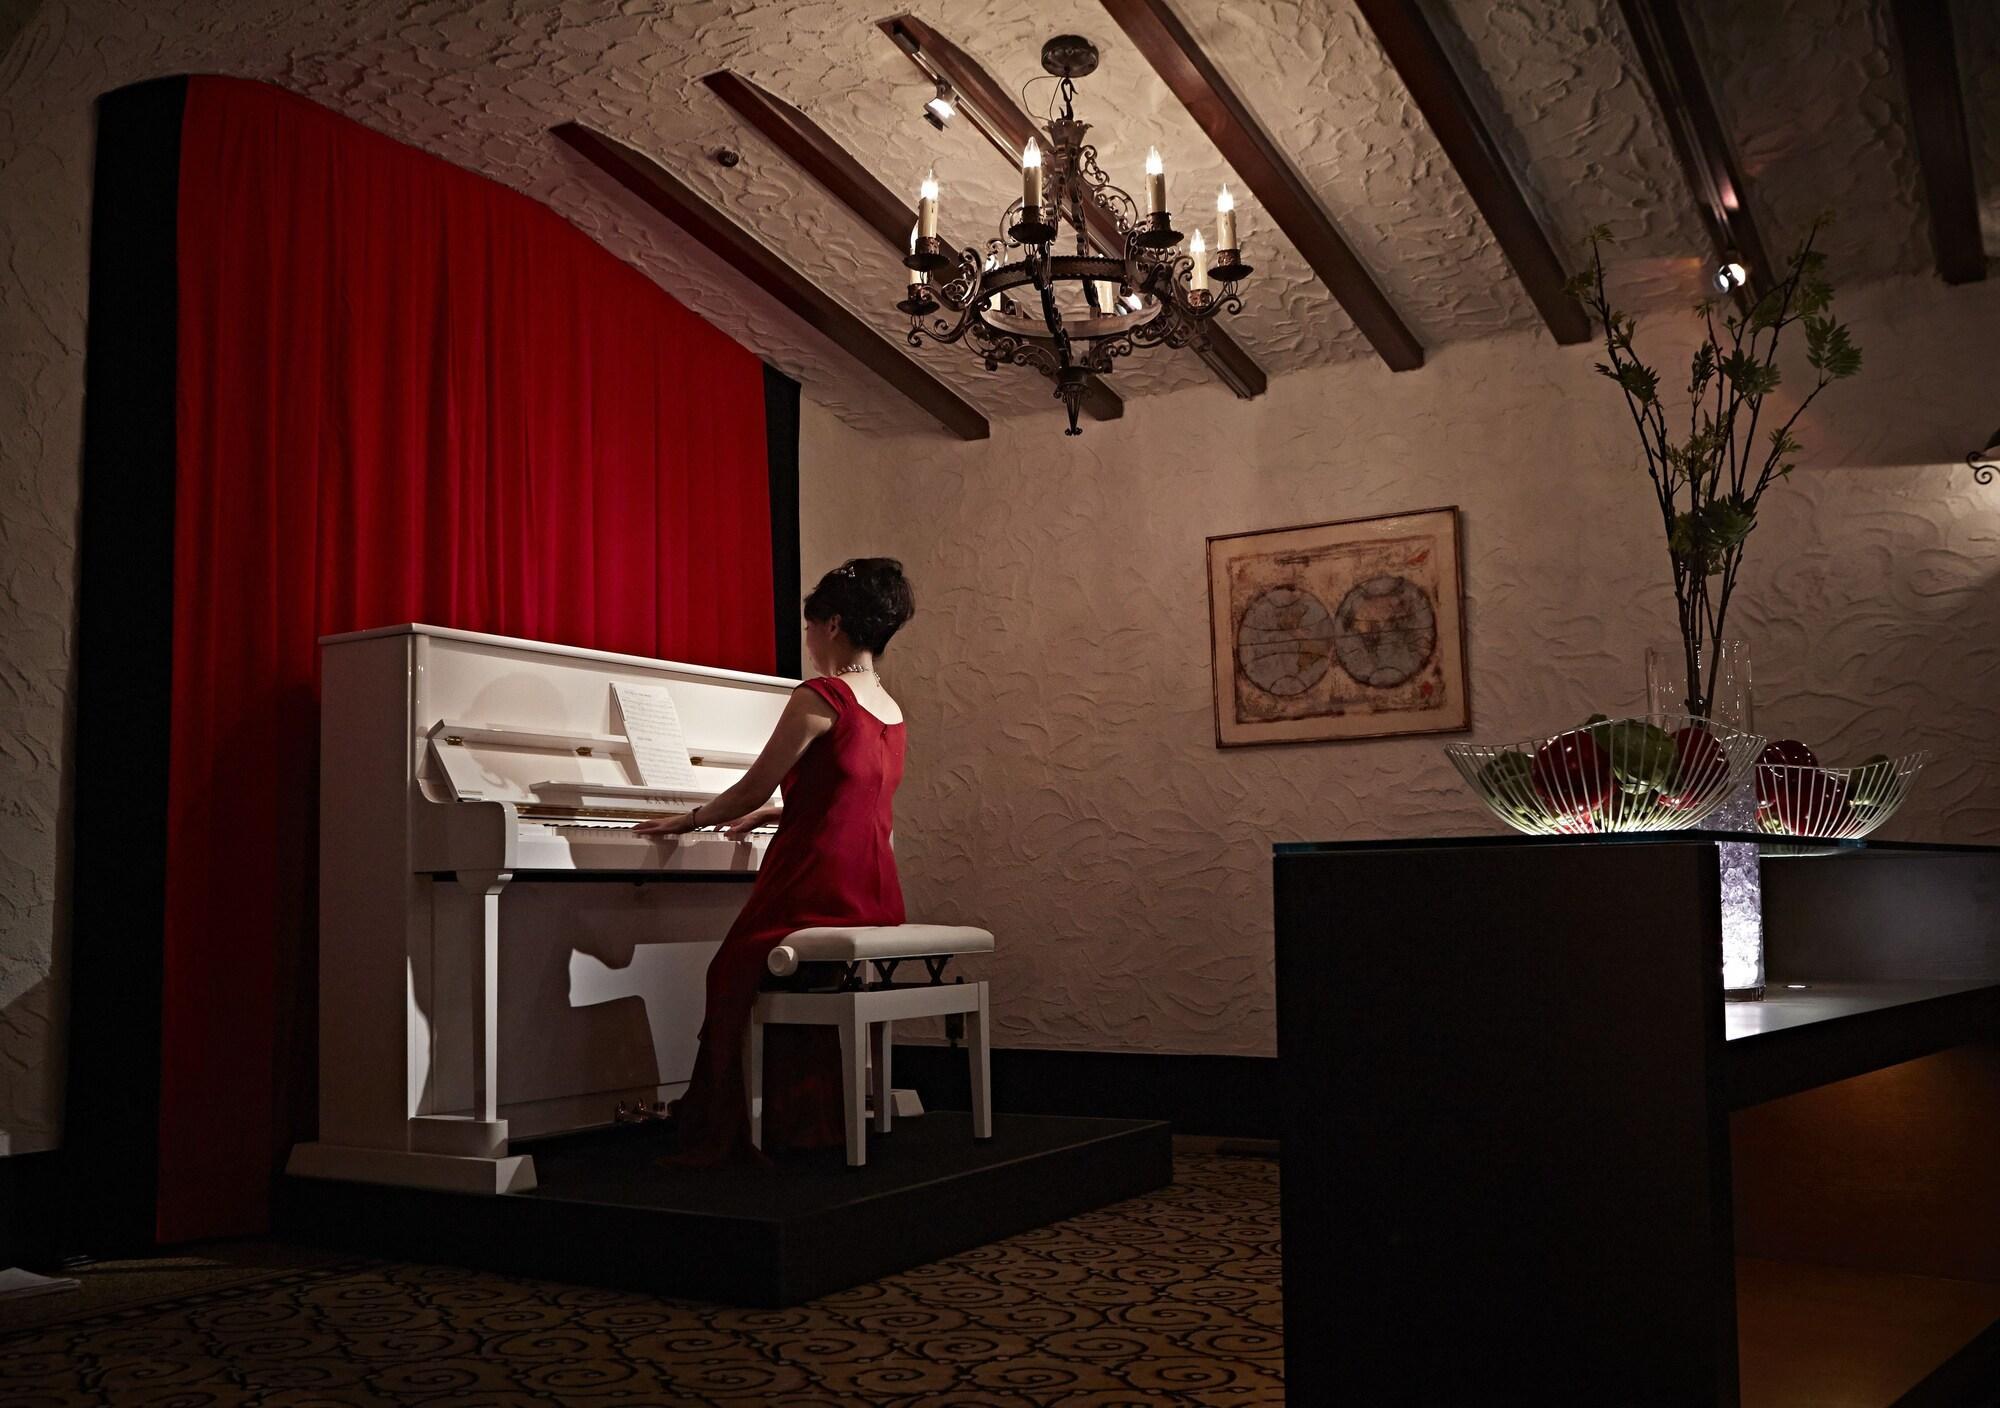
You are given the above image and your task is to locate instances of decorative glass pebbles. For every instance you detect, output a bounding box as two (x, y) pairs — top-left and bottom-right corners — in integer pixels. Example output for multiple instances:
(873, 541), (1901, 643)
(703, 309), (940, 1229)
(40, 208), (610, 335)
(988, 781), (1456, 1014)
(1446, 713), (1765, 835)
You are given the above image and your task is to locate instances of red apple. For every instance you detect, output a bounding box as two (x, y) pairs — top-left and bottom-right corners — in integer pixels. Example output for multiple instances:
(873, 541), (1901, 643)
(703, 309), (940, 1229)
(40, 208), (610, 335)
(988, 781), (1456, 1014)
(1761, 766), (1850, 834)
(1755, 740), (1845, 833)
(1660, 725), (1730, 811)
(1532, 728), (1614, 818)
(1758, 739), (1819, 771)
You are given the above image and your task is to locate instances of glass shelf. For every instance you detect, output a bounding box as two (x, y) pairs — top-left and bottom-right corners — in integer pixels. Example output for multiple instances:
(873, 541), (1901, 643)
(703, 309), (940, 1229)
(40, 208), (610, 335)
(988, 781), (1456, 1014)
(1274, 832), (1997, 858)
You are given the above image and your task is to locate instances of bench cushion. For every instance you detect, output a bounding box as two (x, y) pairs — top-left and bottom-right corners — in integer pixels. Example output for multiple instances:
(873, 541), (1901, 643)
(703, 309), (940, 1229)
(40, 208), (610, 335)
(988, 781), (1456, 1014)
(768, 923), (994, 976)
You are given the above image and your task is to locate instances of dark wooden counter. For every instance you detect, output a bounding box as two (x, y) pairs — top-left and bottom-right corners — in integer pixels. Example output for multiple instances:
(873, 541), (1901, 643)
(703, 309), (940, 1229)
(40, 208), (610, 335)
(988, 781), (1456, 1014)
(1274, 834), (2000, 1407)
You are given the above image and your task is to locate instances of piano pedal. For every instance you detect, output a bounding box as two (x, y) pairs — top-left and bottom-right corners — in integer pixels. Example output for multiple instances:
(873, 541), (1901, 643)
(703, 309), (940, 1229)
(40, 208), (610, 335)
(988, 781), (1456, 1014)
(615, 1099), (674, 1127)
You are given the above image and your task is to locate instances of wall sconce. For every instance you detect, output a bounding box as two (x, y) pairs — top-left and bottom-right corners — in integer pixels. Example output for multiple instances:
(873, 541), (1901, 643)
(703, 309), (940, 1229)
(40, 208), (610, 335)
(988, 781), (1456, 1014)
(1970, 428), (1998, 486)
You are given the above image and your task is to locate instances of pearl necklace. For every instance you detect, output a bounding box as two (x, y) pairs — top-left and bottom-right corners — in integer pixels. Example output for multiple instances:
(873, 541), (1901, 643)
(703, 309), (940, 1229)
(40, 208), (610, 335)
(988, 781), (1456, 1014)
(835, 662), (875, 677)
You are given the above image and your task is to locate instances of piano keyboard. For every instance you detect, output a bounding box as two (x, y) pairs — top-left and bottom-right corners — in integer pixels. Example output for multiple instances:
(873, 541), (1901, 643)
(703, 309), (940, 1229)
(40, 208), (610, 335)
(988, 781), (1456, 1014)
(514, 821), (774, 873)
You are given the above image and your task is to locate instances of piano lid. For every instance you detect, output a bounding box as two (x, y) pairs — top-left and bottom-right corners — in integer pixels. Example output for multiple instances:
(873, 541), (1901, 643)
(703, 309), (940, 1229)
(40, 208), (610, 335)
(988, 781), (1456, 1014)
(322, 622), (797, 689)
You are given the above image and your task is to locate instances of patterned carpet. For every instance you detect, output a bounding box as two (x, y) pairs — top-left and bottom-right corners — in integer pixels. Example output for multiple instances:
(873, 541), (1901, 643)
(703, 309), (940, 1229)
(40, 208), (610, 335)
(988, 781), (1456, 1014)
(0, 1152), (1280, 1406)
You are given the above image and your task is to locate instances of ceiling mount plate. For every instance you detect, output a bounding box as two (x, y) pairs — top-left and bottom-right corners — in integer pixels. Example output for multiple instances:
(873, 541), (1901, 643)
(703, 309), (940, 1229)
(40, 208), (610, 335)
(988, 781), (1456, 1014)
(1041, 34), (1100, 79)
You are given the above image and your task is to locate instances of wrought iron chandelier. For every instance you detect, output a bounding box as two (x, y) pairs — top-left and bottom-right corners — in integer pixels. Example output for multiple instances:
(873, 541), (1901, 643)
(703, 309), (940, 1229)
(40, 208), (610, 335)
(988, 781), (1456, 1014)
(897, 35), (1253, 436)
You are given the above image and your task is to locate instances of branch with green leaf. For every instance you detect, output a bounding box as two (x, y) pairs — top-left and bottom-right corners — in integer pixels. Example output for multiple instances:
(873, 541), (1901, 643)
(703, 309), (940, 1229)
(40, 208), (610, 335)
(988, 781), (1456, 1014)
(1566, 220), (1861, 717)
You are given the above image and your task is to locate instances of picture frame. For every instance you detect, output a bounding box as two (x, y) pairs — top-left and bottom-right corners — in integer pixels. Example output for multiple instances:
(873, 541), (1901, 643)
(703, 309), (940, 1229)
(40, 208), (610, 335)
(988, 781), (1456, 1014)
(1206, 506), (1469, 748)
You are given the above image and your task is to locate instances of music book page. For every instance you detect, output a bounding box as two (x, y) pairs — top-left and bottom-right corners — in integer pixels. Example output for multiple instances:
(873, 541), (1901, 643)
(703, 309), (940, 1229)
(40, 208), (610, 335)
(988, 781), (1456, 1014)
(611, 683), (699, 791)
(0, 1267), (80, 1300)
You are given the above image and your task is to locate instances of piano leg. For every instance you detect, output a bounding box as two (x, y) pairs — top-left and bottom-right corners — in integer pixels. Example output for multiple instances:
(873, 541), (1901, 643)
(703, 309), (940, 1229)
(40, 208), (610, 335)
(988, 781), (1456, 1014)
(460, 869), (510, 1126)
(394, 870), (525, 1178)
(291, 864), (534, 1194)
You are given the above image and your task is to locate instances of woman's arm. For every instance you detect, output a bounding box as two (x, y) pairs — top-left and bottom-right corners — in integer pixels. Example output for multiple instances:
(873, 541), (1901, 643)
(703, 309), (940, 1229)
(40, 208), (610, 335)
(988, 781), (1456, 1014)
(721, 804), (782, 838)
(634, 686), (833, 836)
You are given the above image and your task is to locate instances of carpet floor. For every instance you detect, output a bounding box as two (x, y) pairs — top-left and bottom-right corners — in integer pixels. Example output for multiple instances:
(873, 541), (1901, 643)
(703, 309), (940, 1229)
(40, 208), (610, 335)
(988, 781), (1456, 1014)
(0, 1150), (1280, 1406)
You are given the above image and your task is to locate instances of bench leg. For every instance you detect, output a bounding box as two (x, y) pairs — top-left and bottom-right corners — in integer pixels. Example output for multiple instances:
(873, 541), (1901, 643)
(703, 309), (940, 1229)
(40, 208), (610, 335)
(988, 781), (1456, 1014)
(872, 1019), (894, 1135)
(968, 983), (992, 1140)
(744, 1006), (764, 1150)
(836, 1005), (868, 1167)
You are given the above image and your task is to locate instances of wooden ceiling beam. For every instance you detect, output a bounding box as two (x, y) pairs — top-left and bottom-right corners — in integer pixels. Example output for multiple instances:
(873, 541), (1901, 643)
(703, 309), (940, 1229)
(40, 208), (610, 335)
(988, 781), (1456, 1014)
(701, 69), (1122, 424)
(879, 13), (1267, 399)
(552, 121), (989, 441)
(1353, 0), (1592, 345)
(1888, 0), (1986, 284)
(1614, 0), (1775, 301)
(1098, 0), (1424, 371)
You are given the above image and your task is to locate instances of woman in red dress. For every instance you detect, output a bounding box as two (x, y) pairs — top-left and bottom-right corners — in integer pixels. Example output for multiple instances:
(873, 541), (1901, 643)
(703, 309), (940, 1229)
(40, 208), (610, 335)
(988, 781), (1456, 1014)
(636, 559), (915, 1164)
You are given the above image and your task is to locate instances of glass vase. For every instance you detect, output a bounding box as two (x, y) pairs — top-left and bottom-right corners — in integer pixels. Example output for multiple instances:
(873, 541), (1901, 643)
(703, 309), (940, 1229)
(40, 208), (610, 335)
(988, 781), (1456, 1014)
(1647, 639), (1764, 1001)
(1646, 638), (1753, 730)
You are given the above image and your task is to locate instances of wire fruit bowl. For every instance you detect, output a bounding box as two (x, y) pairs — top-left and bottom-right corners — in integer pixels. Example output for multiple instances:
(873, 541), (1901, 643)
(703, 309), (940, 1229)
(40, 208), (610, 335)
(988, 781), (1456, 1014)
(1752, 753), (1928, 840)
(1446, 713), (1766, 835)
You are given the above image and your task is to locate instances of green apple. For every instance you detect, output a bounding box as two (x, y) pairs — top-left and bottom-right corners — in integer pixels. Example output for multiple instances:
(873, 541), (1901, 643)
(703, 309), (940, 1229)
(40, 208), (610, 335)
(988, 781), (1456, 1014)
(1480, 750), (1544, 826)
(1848, 754), (1896, 808)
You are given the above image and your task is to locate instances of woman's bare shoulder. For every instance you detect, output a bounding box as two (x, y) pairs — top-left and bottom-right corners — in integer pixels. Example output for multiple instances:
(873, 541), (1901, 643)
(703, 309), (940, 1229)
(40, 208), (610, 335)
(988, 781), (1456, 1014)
(787, 681), (840, 723)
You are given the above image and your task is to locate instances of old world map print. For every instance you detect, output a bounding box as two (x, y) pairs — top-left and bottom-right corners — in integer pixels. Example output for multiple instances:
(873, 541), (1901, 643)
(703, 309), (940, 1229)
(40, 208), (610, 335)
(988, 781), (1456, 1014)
(1207, 509), (1468, 746)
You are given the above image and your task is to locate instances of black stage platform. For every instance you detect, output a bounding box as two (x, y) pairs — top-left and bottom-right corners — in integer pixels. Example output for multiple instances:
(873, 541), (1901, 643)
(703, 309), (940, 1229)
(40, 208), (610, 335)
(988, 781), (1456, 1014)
(276, 1113), (1171, 1306)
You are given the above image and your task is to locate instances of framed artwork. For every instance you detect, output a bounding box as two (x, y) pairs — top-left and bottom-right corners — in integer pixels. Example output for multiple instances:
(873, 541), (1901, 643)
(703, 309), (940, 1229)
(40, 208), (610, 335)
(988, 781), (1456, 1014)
(1206, 506), (1469, 747)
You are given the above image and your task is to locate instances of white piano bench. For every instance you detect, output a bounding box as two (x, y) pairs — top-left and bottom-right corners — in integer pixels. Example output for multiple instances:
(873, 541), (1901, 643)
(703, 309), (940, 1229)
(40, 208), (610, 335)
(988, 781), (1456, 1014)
(748, 924), (995, 1167)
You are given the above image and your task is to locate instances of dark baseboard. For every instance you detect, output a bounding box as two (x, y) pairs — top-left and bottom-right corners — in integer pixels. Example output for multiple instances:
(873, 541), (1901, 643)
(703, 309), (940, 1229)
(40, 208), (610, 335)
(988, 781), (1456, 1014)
(893, 1044), (1280, 1141)
(0, 1150), (66, 1267)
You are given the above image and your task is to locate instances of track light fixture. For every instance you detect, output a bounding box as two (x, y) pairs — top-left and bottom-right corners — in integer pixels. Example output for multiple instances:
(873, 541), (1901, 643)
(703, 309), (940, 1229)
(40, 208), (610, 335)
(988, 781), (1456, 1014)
(923, 79), (956, 130)
(1711, 249), (1749, 294)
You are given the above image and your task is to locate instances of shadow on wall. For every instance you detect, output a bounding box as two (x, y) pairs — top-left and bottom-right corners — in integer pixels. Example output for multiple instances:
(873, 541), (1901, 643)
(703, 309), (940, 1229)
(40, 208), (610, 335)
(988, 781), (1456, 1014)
(1911, 558), (2000, 837)
(0, 977), (59, 1153)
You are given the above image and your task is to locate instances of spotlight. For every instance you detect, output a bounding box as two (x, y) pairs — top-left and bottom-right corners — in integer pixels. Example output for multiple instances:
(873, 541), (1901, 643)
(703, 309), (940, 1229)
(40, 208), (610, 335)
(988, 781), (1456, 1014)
(923, 80), (956, 130)
(1712, 250), (1748, 294)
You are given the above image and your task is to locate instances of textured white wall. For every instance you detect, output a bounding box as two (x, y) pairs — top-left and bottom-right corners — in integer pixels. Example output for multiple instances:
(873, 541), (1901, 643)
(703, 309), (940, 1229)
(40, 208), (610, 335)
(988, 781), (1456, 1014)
(801, 272), (2000, 1059)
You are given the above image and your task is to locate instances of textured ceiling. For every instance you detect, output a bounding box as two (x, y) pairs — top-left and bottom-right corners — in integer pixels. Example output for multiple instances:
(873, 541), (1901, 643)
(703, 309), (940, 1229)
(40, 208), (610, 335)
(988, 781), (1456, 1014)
(11, 0), (1996, 436)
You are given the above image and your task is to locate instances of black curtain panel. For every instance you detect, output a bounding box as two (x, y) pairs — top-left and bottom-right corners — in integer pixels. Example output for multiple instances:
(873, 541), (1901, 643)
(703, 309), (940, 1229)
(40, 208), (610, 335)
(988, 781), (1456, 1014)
(64, 75), (190, 1255)
(764, 364), (803, 679)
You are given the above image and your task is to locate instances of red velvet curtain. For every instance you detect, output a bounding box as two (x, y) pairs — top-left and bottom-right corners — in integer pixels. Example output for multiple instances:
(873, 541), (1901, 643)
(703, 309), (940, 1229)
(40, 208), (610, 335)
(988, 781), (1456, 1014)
(163, 76), (774, 1241)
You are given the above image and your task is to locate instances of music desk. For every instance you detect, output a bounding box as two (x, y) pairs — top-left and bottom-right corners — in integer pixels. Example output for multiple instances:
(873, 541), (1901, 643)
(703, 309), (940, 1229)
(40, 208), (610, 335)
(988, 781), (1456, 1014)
(1274, 833), (2000, 1407)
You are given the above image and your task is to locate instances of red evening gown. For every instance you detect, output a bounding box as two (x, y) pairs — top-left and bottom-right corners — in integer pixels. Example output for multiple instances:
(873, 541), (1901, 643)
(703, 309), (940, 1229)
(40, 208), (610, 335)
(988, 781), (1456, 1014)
(666, 675), (906, 1164)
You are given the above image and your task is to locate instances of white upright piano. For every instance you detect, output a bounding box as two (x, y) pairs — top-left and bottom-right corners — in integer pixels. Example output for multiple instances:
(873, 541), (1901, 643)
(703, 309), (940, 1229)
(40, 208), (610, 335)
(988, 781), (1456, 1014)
(286, 624), (795, 1194)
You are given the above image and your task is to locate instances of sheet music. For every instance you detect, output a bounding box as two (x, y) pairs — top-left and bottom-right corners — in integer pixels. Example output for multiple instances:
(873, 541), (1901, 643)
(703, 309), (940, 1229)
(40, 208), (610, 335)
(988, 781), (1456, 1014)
(611, 683), (699, 791)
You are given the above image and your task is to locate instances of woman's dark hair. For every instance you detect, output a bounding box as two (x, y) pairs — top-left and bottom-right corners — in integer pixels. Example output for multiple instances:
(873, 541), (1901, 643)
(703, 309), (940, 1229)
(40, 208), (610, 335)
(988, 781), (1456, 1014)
(803, 558), (915, 655)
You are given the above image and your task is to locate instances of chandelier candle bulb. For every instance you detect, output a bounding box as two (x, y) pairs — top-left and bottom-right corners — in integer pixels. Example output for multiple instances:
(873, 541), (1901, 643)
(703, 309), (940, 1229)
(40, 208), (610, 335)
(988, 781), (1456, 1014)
(1023, 139), (1043, 210)
(1145, 147), (1166, 213)
(1216, 185), (1236, 251)
(917, 170), (939, 239)
(1190, 230), (1209, 294)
